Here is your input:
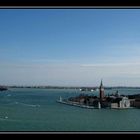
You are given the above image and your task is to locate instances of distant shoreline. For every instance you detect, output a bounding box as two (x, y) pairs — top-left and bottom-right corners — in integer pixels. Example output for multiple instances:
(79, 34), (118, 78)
(4, 86), (140, 89)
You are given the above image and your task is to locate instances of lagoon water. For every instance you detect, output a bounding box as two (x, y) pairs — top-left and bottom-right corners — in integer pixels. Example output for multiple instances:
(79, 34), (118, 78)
(0, 88), (140, 132)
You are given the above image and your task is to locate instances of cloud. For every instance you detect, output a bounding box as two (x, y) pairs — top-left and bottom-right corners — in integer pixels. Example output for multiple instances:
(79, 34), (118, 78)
(30, 58), (66, 62)
(1, 61), (140, 86)
(80, 62), (140, 67)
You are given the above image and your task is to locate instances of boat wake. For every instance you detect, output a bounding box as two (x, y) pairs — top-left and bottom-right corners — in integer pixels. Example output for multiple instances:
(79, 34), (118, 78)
(0, 116), (23, 122)
(0, 116), (8, 121)
(3, 102), (40, 107)
(15, 102), (40, 107)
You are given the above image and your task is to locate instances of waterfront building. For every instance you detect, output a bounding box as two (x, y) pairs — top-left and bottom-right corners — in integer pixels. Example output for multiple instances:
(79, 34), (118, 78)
(111, 103), (118, 109)
(129, 99), (135, 107)
(134, 98), (140, 108)
(111, 97), (130, 109)
(79, 98), (85, 104)
(119, 97), (130, 108)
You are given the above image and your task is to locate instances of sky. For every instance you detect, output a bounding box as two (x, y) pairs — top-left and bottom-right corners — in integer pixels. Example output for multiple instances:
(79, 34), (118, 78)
(0, 9), (140, 86)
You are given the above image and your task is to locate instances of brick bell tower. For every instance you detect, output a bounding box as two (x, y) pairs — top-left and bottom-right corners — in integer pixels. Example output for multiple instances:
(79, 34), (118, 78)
(99, 80), (104, 100)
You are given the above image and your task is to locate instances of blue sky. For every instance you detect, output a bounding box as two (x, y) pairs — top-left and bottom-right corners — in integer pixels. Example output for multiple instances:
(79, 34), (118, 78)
(1, 9), (140, 86)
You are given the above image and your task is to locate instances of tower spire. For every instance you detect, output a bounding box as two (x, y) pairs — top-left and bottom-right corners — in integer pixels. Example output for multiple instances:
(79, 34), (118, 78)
(99, 79), (104, 100)
(100, 79), (103, 87)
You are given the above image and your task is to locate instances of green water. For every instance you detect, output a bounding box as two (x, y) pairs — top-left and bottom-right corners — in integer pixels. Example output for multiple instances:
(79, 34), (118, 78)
(0, 88), (140, 131)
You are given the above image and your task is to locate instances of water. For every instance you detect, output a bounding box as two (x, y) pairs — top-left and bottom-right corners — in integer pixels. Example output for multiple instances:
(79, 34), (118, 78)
(0, 88), (140, 131)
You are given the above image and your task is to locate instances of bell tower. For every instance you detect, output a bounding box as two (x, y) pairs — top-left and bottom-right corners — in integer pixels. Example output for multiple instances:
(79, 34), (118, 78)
(99, 80), (104, 100)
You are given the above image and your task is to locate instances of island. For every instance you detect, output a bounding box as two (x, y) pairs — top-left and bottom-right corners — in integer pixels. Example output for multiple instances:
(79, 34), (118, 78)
(0, 86), (8, 91)
(57, 80), (140, 109)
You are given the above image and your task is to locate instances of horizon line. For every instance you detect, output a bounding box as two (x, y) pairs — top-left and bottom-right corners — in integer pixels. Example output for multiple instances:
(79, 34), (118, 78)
(1, 85), (140, 88)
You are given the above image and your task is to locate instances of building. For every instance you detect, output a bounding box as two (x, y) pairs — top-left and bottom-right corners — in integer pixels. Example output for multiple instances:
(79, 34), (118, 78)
(111, 103), (119, 109)
(111, 97), (130, 109)
(99, 80), (104, 100)
(134, 98), (140, 108)
(119, 97), (130, 108)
